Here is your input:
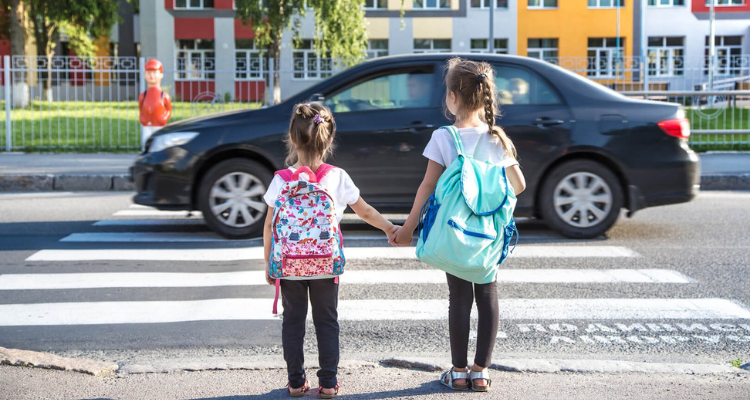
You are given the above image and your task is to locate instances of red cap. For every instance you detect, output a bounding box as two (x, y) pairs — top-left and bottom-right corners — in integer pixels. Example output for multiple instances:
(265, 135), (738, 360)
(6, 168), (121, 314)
(144, 59), (163, 73)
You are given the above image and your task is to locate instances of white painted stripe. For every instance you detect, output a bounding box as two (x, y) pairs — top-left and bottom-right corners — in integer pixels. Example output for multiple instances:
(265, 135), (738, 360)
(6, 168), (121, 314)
(61, 232), (232, 242)
(0, 269), (694, 291)
(112, 210), (203, 217)
(128, 204), (152, 209)
(93, 219), (206, 226)
(62, 232), (391, 242)
(1, 298), (748, 326)
(25, 246), (639, 262)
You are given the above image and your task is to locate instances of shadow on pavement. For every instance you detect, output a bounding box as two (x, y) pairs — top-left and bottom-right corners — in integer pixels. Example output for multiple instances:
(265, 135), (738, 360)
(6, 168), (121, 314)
(186, 381), (441, 399)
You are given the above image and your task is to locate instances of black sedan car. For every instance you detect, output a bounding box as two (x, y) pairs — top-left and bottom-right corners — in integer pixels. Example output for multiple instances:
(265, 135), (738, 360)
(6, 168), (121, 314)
(131, 53), (700, 239)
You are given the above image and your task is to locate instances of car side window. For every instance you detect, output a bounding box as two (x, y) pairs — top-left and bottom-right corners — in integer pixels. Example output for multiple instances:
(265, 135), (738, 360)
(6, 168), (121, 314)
(323, 71), (434, 113)
(493, 65), (562, 106)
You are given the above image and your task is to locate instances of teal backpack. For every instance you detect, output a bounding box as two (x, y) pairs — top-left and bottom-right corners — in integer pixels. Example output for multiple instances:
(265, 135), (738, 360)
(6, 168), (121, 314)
(416, 125), (519, 284)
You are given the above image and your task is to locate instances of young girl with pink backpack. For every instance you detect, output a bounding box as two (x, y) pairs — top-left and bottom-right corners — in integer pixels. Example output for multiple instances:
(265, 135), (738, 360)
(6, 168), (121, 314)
(263, 103), (399, 398)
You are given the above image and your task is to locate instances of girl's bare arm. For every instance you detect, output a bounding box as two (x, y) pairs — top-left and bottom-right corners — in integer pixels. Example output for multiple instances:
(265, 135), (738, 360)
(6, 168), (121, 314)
(349, 197), (398, 236)
(263, 209), (274, 286)
(506, 164), (526, 195)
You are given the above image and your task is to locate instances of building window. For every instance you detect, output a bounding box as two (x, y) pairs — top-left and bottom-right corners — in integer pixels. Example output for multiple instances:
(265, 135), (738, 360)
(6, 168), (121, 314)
(414, 39), (452, 53)
(470, 39), (509, 54)
(588, 0), (624, 7)
(647, 37), (684, 77)
(293, 39), (333, 80)
(176, 39), (215, 80)
(413, 0), (451, 9)
(648, 0), (684, 5)
(705, 0), (744, 5)
(174, 0), (214, 9)
(364, 0), (387, 8)
(470, 0), (509, 8)
(367, 40), (389, 59)
(527, 38), (558, 64)
(528, 0), (557, 8)
(587, 38), (624, 77)
(235, 40), (266, 80)
(705, 35), (743, 75)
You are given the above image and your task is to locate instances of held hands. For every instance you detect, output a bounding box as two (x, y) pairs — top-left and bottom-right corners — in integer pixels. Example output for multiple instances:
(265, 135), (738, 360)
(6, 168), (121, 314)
(389, 225), (414, 247)
(264, 267), (275, 286)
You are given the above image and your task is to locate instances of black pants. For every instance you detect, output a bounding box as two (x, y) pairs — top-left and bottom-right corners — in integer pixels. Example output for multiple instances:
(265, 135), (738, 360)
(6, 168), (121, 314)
(280, 278), (339, 389)
(446, 273), (499, 369)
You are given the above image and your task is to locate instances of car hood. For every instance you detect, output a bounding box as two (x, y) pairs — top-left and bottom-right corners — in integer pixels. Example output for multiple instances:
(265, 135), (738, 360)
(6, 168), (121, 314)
(156, 108), (258, 134)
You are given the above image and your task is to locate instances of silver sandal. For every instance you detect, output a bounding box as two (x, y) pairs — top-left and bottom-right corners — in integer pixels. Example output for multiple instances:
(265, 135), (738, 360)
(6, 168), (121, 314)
(469, 369), (492, 392)
(440, 367), (469, 391)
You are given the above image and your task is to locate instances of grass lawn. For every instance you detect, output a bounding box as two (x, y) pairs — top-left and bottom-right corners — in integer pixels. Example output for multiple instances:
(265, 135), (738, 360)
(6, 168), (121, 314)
(0, 100), (261, 152)
(1, 102), (748, 152)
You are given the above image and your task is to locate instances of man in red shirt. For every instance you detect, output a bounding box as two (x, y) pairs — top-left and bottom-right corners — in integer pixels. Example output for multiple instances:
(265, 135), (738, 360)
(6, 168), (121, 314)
(139, 59), (172, 151)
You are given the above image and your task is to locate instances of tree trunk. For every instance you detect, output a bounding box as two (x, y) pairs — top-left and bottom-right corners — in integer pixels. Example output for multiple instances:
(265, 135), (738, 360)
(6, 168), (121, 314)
(269, 30), (283, 105)
(9, 0), (29, 108)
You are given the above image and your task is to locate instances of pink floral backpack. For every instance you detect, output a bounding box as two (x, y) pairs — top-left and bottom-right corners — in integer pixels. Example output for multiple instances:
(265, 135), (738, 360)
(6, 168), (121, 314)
(268, 164), (345, 314)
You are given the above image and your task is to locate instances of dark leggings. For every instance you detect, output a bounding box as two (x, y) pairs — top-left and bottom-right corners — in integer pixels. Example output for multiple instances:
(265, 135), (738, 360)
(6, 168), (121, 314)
(446, 273), (499, 369)
(280, 278), (339, 389)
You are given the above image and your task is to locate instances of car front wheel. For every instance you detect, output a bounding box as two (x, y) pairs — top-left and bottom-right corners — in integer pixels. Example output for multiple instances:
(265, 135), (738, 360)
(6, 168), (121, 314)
(198, 158), (272, 239)
(539, 160), (624, 239)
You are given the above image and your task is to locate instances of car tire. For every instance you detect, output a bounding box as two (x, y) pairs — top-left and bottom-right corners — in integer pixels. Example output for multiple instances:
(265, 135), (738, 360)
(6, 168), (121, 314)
(198, 158), (273, 239)
(539, 159), (624, 239)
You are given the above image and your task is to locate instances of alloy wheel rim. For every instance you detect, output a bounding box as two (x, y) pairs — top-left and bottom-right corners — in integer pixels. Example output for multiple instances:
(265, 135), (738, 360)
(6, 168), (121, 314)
(553, 172), (612, 228)
(209, 172), (267, 228)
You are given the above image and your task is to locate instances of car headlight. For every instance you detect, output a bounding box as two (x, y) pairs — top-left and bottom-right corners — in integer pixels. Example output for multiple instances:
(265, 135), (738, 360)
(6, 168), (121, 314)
(148, 132), (199, 153)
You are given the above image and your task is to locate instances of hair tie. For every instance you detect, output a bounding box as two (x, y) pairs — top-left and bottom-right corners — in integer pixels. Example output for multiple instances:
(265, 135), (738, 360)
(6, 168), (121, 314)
(313, 114), (324, 125)
(477, 73), (487, 83)
(296, 108), (302, 115)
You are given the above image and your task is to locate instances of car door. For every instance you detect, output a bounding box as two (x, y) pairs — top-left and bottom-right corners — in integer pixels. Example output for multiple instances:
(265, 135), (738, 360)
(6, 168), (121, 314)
(321, 64), (445, 205)
(489, 63), (574, 214)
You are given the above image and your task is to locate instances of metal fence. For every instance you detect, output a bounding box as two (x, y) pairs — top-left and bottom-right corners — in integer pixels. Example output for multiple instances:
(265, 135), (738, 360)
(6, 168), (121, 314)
(2, 55), (750, 151)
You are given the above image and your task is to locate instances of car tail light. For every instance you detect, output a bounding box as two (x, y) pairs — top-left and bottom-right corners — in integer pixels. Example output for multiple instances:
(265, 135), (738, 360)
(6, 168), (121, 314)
(658, 118), (690, 139)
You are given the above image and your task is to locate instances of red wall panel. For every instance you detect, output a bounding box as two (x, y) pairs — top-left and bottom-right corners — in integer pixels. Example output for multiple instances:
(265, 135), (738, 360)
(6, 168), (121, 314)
(175, 81), (216, 101)
(165, 0), (174, 10)
(215, 0), (234, 9)
(175, 18), (215, 39)
(693, 2), (750, 13)
(235, 81), (265, 102)
(234, 19), (255, 39)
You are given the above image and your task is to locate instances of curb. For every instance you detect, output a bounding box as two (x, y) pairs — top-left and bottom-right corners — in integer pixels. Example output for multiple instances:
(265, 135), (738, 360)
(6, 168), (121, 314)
(383, 357), (746, 375)
(119, 359), (378, 375)
(0, 174), (134, 192)
(0, 346), (118, 376)
(1, 174), (750, 192)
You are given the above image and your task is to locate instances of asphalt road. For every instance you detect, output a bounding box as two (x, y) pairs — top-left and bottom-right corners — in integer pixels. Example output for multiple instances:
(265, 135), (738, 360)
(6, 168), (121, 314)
(0, 190), (749, 370)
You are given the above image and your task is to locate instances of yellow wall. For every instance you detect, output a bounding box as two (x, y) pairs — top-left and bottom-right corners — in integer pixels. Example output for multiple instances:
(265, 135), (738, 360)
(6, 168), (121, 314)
(413, 18), (453, 39)
(517, 2), (633, 60)
(388, 0), (411, 10)
(94, 38), (111, 87)
(367, 18), (390, 39)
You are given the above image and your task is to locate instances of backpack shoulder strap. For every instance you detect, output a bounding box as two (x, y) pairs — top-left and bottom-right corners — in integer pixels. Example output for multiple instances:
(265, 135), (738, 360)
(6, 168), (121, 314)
(274, 169), (294, 182)
(315, 163), (336, 181)
(440, 125), (464, 157)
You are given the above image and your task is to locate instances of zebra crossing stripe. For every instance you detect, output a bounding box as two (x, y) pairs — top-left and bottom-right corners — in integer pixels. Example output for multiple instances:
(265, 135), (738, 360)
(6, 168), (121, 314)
(93, 219), (206, 226)
(112, 210), (203, 217)
(0, 269), (693, 290)
(62, 232), (393, 242)
(25, 246), (639, 262)
(0, 298), (747, 326)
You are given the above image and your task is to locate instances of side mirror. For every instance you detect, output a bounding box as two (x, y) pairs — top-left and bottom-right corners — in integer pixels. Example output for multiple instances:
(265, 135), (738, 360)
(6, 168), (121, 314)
(310, 93), (325, 103)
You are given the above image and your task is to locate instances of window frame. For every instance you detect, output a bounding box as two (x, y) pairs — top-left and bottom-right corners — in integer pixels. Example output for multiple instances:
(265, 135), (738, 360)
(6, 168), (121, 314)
(586, 37), (625, 78)
(175, 39), (215, 80)
(470, 38), (509, 54)
(234, 40), (267, 81)
(413, 39), (452, 54)
(647, 36), (684, 77)
(587, 0), (624, 8)
(293, 39), (334, 81)
(174, 0), (215, 9)
(470, 0), (509, 8)
(705, 35), (744, 76)
(647, 0), (685, 6)
(705, 0), (744, 6)
(366, 39), (389, 59)
(413, 0), (452, 10)
(527, 38), (559, 64)
(528, 0), (558, 9)
(364, 0), (388, 9)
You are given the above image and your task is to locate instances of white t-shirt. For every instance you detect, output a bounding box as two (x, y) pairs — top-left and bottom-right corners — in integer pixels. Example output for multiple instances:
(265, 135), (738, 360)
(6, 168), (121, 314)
(263, 166), (361, 223)
(422, 126), (513, 167)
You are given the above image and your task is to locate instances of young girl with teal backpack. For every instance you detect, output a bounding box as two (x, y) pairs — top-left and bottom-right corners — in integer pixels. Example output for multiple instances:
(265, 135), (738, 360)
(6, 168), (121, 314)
(392, 58), (526, 392)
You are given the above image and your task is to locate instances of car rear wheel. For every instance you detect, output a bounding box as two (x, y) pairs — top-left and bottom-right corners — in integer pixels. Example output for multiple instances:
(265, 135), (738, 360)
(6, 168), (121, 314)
(539, 160), (624, 239)
(198, 158), (272, 239)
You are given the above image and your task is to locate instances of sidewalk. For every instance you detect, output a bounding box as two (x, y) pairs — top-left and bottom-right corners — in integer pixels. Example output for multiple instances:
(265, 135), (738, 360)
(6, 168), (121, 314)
(0, 152), (749, 192)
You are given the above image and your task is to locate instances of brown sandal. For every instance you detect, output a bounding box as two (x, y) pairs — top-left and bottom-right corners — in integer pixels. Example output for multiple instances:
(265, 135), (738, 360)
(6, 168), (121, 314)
(319, 382), (341, 399)
(287, 379), (310, 398)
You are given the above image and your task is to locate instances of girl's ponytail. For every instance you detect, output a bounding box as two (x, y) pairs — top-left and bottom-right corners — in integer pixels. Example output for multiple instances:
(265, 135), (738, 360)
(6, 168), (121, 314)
(286, 103), (337, 168)
(481, 79), (517, 159)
